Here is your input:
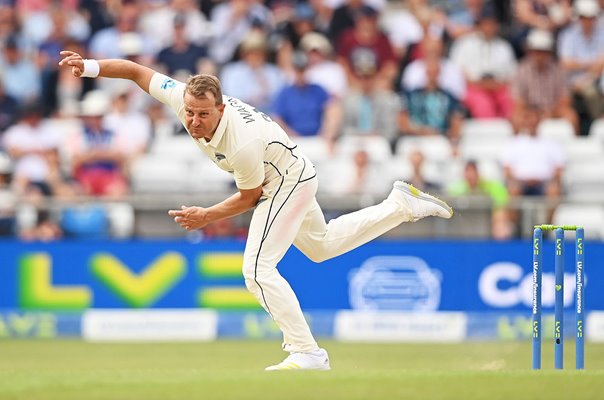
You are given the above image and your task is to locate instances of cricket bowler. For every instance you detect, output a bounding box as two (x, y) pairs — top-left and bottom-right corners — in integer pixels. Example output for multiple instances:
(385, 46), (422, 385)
(58, 51), (453, 371)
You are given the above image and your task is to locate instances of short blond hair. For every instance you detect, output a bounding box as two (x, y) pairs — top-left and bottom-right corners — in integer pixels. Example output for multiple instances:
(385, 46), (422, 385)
(185, 74), (223, 105)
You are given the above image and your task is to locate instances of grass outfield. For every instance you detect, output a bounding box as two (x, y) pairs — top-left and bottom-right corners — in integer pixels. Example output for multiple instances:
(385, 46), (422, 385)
(0, 340), (602, 400)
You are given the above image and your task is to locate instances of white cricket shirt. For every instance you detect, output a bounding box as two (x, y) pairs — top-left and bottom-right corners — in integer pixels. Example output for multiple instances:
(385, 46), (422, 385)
(149, 73), (315, 194)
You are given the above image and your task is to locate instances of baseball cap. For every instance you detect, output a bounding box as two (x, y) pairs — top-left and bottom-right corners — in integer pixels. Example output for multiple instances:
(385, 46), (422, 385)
(300, 32), (332, 55)
(118, 32), (144, 57)
(240, 31), (267, 52)
(80, 90), (110, 117)
(477, 3), (498, 21)
(575, 0), (600, 18)
(526, 29), (554, 51)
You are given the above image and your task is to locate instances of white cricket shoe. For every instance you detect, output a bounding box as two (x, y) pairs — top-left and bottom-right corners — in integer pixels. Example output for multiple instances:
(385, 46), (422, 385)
(393, 181), (453, 221)
(265, 348), (331, 371)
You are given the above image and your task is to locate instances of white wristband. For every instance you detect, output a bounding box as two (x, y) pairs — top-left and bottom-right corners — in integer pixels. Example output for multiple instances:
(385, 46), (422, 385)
(81, 59), (100, 78)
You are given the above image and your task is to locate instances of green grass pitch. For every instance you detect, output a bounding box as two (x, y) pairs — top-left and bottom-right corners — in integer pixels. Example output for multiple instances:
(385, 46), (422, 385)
(0, 340), (602, 400)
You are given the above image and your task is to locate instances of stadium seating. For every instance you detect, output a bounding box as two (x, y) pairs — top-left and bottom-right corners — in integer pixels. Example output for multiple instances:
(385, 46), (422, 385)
(396, 135), (453, 162)
(537, 118), (575, 145)
(552, 203), (604, 239)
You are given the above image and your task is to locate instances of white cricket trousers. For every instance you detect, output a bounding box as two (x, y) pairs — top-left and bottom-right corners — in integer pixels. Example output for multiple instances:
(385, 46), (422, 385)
(242, 158), (413, 353)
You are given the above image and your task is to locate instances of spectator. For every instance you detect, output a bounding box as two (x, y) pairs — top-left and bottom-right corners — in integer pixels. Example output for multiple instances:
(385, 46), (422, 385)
(156, 13), (209, 76)
(68, 91), (129, 198)
(54, 39), (94, 117)
(328, 0), (366, 44)
(340, 52), (402, 150)
(450, 3), (517, 119)
(88, 0), (153, 60)
(2, 102), (61, 197)
(406, 149), (441, 193)
(501, 106), (565, 198)
(448, 160), (513, 240)
(0, 82), (19, 132)
(220, 31), (286, 112)
(140, 0), (212, 51)
(558, 0), (604, 133)
(276, 2), (319, 51)
(300, 32), (347, 98)
(443, 0), (485, 40)
(401, 37), (466, 100)
(0, 36), (41, 104)
(380, 0), (425, 60)
(399, 60), (464, 144)
(19, 210), (63, 242)
(336, 5), (398, 88)
(104, 85), (152, 160)
(271, 51), (340, 141)
(512, 0), (572, 52)
(208, 0), (272, 65)
(0, 154), (16, 236)
(21, 3), (89, 46)
(512, 29), (578, 133)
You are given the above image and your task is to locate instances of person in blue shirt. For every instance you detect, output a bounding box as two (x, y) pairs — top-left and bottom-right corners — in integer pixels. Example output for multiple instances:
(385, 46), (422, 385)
(271, 51), (340, 142)
(399, 59), (464, 145)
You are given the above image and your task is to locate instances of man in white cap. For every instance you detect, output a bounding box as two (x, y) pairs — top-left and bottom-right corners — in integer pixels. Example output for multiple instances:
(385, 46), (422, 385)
(558, 0), (604, 128)
(512, 29), (578, 133)
(58, 49), (453, 371)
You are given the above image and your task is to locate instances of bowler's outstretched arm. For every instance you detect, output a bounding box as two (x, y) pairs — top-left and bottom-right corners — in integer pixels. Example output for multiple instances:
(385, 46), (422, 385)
(58, 50), (155, 94)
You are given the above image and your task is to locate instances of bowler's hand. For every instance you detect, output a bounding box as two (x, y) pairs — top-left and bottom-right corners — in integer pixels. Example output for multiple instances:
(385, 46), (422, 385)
(168, 206), (209, 231)
(58, 50), (84, 77)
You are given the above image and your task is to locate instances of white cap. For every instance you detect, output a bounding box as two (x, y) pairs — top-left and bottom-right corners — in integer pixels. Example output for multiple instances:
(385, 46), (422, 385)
(300, 32), (332, 56)
(575, 0), (600, 18)
(526, 29), (554, 51)
(80, 90), (110, 117)
(118, 32), (144, 57)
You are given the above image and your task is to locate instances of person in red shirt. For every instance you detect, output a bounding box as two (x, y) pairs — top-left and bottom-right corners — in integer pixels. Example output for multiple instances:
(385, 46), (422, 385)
(336, 5), (398, 89)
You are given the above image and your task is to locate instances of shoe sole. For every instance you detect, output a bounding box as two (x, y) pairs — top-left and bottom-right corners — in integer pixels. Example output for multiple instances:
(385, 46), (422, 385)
(265, 365), (331, 371)
(394, 181), (454, 219)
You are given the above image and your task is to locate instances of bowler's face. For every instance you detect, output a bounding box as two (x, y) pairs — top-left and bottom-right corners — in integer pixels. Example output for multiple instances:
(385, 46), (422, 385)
(183, 91), (225, 141)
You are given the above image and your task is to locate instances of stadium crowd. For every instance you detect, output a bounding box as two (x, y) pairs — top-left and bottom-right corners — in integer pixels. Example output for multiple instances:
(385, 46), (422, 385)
(0, 0), (603, 241)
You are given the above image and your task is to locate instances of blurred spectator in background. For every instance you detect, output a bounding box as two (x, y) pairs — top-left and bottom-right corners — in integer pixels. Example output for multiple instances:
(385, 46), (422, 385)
(300, 32), (347, 98)
(0, 36), (41, 104)
(0, 154), (16, 237)
(511, 0), (571, 55)
(399, 60), (464, 144)
(448, 160), (512, 240)
(402, 37), (466, 100)
(340, 52), (402, 151)
(501, 106), (565, 199)
(104, 84), (152, 160)
(156, 13), (209, 76)
(406, 149), (441, 192)
(2, 102), (61, 198)
(0, 6), (20, 46)
(274, 2), (319, 63)
(559, 0), (604, 134)
(54, 39), (94, 117)
(0, 82), (18, 132)
(512, 29), (578, 133)
(336, 5), (397, 88)
(37, 9), (79, 116)
(19, 209), (63, 242)
(21, 2), (89, 47)
(380, 0), (424, 61)
(328, 0), (367, 43)
(88, 0), (153, 60)
(68, 91), (129, 198)
(140, 0), (212, 51)
(450, 3), (516, 119)
(220, 31), (286, 112)
(208, 0), (272, 65)
(271, 51), (340, 143)
(443, 0), (485, 40)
